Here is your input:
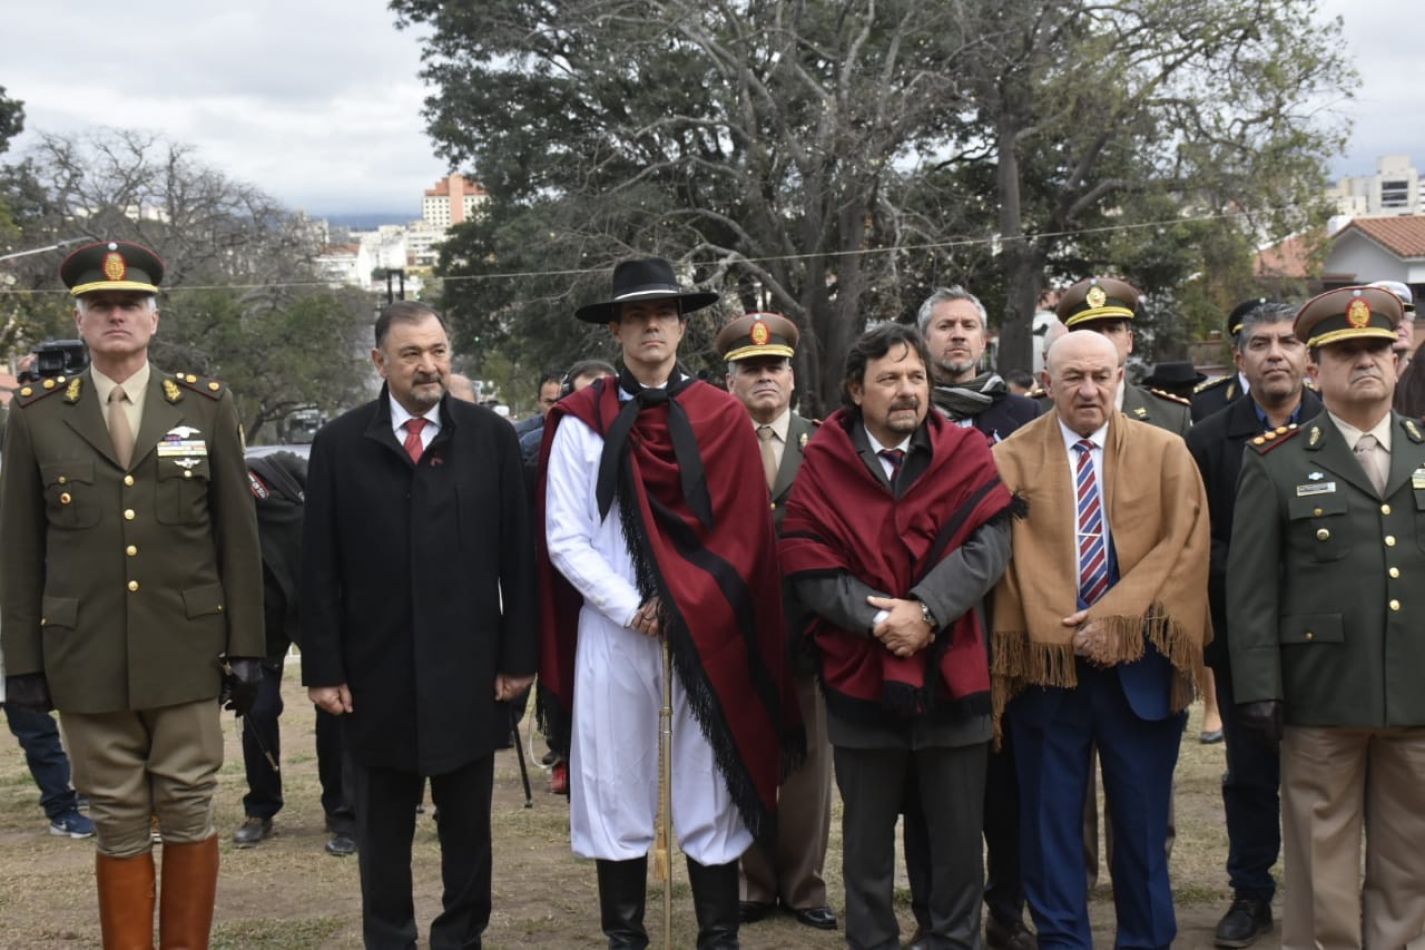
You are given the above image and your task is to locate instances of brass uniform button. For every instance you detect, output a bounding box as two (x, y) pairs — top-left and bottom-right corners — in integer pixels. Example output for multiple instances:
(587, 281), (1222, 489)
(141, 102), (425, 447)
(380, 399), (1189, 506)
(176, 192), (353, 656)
(769, 502), (776, 510)
(1316, 528), (1330, 541)
(1390, 567), (1401, 579)
(207, 381), (220, 392)
(183, 470), (193, 479)
(126, 545), (138, 557)
(1381, 503), (1392, 515)
(1385, 535), (1396, 547)
(19, 387), (31, 397)
(41, 378), (55, 390)
(123, 508), (136, 521)
(1305, 631), (1314, 640)
(127, 580), (139, 592)
(39, 618), (46, 627)
(57, 476), (67, 485)
(1313, 507), (1323, 517)
(59, 492), (72, 505)
(1390, 599), (1401, 612)
(124, 475), (135, 487)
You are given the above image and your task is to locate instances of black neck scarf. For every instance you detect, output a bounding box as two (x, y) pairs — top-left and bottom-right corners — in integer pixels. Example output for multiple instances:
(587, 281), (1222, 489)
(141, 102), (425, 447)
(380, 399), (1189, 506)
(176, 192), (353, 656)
(595, 366), (714, 531)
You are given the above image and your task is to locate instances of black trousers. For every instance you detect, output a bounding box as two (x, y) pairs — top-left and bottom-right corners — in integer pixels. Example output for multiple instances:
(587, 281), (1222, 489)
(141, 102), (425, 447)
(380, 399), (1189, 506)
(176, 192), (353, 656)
(906, 727), (1024, 931)
(241, 659), (355, 834)
(836, 743), (987, 950)
(1212, 659), (1281, 901)
(352, 754), (494, 950)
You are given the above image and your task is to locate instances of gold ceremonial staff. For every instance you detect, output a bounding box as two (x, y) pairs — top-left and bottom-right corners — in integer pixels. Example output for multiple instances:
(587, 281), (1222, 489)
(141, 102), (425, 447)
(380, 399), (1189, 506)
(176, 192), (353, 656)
(654, 635), (674, 950)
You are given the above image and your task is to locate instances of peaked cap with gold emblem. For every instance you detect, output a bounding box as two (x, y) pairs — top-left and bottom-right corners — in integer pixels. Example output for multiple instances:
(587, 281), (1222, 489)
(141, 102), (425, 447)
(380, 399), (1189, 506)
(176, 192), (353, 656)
(59, 240), (165, 297)
(1293, 285), (1400, 350)
(715, 311), (799, 362)
(1056, 276), (1140, 329)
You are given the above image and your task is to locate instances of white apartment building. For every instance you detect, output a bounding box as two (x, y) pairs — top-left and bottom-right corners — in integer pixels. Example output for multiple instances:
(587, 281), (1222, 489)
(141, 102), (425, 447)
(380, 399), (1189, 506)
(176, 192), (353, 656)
(1329, 155), (1425, 217)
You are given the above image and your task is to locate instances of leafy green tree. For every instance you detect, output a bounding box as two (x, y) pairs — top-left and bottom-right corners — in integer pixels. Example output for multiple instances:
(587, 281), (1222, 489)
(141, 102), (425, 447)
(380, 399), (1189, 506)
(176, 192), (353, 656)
(397, 0), (1350, 409)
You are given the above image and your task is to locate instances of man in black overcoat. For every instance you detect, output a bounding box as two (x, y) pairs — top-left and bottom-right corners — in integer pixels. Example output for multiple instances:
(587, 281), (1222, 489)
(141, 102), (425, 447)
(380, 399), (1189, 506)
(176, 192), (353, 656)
(300, 301), (538, 949)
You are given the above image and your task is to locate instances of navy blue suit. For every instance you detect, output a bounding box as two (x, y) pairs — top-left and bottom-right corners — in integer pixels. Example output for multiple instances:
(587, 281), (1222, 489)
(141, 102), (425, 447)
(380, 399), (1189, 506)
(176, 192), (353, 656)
(1008, 539), (1184, 948)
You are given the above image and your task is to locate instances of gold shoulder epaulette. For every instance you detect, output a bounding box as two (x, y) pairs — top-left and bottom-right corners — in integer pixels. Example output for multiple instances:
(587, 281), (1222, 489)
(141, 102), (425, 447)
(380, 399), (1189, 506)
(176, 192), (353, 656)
(1193, 375), (1230, 394)
(14, 375), (75, 407)
(1027, 386), (1047, 399)
(170, 372), (225, 400)
(1248, 423), (1302, 454)
(1149, 388), (1191, 407)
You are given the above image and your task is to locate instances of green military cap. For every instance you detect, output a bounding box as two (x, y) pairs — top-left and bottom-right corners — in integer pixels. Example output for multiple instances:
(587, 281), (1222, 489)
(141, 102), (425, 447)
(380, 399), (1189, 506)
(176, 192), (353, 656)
(715, 311), (798, 362)
(60, 240), (164, 297)
(1227, 298), (1281, 338)
(1294, 285), (1401, 349)
(1056, 276), (1140, 328)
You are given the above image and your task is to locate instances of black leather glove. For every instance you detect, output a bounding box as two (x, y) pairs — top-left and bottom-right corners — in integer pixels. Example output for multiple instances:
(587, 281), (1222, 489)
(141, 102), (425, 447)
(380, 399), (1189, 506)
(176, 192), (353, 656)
(222, 658), (264, 717)
(1238, 700), (1283, 744)
(4, 673), (54, 712)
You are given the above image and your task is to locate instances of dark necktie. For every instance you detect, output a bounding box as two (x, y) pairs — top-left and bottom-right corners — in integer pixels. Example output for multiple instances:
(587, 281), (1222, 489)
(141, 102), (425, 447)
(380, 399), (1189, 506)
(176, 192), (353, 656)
(403, 417), (427, 463)
(878, 448), (905, 488)
(1074, 439), (1109, 605)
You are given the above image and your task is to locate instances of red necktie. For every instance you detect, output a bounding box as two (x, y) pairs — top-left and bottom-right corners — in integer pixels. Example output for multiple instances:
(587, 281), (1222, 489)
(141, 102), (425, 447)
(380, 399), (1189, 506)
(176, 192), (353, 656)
(403, 418), (427, 463)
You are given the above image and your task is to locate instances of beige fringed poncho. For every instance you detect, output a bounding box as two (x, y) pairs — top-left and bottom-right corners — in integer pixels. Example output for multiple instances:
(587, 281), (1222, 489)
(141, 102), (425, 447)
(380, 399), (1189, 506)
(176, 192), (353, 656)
(990, 412), (1211, 727)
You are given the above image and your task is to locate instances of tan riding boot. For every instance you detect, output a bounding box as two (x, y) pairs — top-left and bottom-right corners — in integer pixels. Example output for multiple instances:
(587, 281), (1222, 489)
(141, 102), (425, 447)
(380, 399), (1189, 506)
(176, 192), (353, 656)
(96, 851), (156, 949)
(158, 835), (219, 949)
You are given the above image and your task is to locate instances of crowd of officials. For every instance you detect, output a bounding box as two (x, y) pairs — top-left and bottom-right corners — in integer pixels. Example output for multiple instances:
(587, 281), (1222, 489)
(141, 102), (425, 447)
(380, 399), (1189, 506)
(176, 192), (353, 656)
(1, 239), (1422, 950)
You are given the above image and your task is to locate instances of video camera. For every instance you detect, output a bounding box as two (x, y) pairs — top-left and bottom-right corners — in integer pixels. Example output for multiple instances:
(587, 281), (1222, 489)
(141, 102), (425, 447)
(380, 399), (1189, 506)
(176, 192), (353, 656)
(18, 340), (89, 385)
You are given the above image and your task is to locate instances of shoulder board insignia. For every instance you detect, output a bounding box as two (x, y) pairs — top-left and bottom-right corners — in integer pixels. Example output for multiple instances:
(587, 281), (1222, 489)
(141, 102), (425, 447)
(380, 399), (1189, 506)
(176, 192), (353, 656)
(1133, 406), (1148, 418)
(172, 373), (225, 400)
(1149, 388), (1191, 406)
(64, 377), (82, 404)
(17, 377), (71, 407)
(1027, 386), (1047, 399)
(1193, 375), (1230, 394)
(1250, 423), (1302, 454)
(163, 378), (183, 403)
(1403, 418), (1424, 444)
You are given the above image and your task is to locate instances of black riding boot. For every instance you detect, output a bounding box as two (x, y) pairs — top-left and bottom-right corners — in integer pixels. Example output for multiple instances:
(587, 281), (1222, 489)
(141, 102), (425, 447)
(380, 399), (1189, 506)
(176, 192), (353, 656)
(685, 856), (740, 949)
(596, 857), (650, 949)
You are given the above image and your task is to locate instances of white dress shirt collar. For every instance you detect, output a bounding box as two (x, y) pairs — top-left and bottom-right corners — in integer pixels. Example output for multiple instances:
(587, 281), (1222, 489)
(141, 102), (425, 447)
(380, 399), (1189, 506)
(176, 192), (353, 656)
(389, 393), (442, 445)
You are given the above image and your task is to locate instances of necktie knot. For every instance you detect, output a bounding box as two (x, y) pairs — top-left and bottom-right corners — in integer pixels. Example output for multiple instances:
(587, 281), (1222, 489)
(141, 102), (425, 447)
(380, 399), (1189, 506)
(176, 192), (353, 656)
(109, 385), (128, 405)
(1355, 433), (1387, 495)
(757, 425), (774, 442)
(402, 417), (428, 463)
(1074, 438), (1095, 455)
(878, 448), (906, 486)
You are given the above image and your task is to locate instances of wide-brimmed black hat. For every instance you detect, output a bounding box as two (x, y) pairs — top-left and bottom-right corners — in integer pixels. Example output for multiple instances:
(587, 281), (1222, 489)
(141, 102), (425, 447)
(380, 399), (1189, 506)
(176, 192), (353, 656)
(1140, 360), (1207, 390)
(575, 257), (719, 324)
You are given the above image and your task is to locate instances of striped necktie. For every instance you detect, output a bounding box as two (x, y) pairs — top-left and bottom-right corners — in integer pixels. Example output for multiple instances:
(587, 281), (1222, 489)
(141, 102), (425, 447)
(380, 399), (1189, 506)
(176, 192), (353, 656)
(1074, 439), (1109, 606)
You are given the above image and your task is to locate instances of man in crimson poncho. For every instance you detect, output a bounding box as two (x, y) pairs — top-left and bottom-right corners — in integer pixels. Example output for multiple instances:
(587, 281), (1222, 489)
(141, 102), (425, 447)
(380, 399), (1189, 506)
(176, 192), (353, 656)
(779, 323), (1017, 950)
(538, 258), (800, 949)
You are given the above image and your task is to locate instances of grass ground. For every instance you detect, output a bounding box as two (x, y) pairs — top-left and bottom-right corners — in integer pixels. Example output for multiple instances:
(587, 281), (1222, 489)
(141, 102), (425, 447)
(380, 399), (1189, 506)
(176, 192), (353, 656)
(0, 664), (1268, 948)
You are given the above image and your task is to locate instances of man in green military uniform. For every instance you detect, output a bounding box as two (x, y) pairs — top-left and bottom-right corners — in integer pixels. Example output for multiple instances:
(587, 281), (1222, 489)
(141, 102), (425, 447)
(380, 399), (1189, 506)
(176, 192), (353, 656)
(1227, 284), (1425, 948)
(715, 312), (838, 933)
(1054, 276), (1192, 437)
(0, 240), (264, 949)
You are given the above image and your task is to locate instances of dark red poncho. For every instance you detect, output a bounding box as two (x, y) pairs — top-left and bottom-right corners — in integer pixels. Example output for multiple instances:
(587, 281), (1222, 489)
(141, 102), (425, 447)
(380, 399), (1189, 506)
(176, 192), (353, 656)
(779, 408), (1014, 724)
(535, 373), (800, 841)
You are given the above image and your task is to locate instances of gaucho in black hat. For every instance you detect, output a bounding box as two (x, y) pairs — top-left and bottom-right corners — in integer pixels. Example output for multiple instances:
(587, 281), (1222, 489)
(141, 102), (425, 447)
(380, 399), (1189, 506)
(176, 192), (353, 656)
(536, 258), (801, 948)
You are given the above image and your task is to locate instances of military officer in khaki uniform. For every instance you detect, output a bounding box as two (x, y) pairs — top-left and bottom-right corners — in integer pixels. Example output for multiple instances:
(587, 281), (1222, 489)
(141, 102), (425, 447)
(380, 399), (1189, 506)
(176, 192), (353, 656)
(0, 240), (264, 949)
(1227, 284), (1425, 948)
(715, 313), (837, 933)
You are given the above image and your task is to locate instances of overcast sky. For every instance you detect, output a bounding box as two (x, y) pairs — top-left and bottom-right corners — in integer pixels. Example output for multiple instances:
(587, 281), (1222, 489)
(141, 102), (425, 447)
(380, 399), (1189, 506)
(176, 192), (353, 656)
(3, 1), (1419, 219)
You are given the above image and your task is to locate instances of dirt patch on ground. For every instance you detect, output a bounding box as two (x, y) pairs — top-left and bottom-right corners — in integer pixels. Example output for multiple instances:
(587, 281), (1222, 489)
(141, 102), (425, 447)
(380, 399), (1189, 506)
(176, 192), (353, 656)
(0, 669), (1269, 947)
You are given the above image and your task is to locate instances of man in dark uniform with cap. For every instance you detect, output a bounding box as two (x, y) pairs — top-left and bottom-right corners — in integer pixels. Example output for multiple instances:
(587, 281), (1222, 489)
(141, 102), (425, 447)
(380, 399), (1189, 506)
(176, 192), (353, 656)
(1055, 277), (1191, 438)
(1186, 301), (1318, 946)
(1228, 285), (1425, 948)
(0, 240), (265, 948)
(714, 312), (837, 933)
(1191, 300), (1274, 422)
